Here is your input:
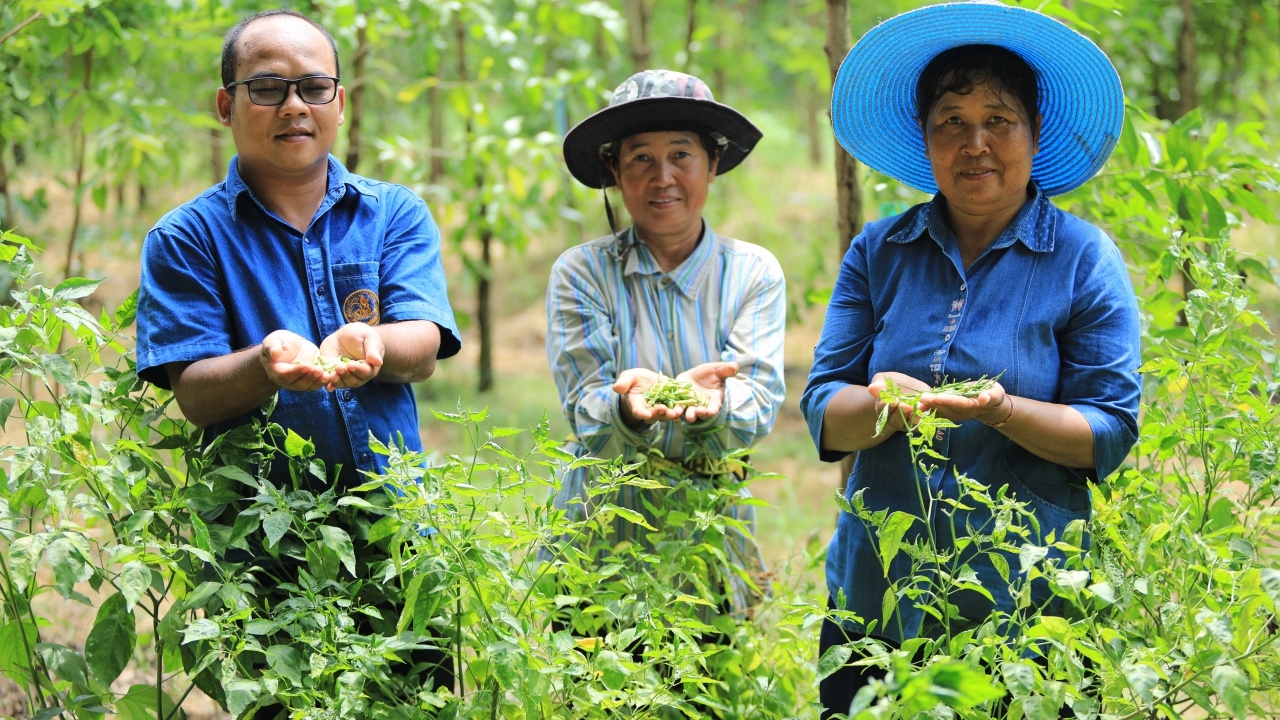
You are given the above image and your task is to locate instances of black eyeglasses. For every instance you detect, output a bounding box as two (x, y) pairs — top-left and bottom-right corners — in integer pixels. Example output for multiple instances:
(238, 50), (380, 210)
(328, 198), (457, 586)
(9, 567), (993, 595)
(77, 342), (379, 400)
(226, 75), (339, 106)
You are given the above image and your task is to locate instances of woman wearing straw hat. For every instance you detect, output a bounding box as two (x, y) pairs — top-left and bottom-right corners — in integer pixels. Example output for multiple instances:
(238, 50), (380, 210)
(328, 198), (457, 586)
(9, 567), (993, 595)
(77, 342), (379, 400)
(801, 3), (1141, 715)
(548, 70), (785, 620)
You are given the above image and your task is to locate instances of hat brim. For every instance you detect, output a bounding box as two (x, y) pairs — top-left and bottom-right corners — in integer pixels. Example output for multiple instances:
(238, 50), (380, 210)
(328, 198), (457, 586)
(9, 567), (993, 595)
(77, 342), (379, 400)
(831, 2), (1124, 197)
(563, 97), (763, 189)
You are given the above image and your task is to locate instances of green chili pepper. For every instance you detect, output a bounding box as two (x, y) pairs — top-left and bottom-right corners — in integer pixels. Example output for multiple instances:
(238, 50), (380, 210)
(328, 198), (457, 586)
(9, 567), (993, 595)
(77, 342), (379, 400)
(644, 375), (709, 408)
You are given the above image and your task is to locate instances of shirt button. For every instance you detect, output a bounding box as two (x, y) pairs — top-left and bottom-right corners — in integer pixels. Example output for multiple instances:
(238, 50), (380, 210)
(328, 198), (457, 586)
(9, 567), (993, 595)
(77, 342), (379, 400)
(960, 283), (967, 292)
(339, 389), (352, 401)
(317, 286), (326, 296)
(359, 452), (372, 464)
(666, 331), (675, 340)
(304, 236), (311, 243)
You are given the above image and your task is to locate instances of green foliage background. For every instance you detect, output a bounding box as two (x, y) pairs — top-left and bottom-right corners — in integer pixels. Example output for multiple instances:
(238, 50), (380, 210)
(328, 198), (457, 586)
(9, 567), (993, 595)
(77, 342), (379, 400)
(2, 0), (1280, 719)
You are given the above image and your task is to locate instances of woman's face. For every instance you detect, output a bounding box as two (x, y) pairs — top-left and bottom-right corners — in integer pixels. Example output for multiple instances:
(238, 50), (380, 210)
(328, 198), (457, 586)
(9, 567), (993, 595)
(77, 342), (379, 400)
(923, 79), (1039, 221)
(610, 131), (718, 242)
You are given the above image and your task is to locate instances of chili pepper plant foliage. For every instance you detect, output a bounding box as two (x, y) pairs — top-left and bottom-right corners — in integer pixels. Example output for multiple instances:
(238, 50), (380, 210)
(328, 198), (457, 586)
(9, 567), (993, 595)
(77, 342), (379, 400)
(0, 228), (817, 719)
(815, 109), (1280, 719)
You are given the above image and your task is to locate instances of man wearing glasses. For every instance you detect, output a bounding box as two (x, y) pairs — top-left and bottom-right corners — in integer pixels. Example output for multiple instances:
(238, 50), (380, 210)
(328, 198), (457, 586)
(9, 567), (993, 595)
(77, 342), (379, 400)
(135, 9), (460, 712)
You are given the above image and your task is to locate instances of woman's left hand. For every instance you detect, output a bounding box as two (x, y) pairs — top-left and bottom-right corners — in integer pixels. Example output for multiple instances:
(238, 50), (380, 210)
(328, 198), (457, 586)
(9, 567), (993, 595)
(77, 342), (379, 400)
(917, 383), (1014, 426)
(674, 361), (739, 423)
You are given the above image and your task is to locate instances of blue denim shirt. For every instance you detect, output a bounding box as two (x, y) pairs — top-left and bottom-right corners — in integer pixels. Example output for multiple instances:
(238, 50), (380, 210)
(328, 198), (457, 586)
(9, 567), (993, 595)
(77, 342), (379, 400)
(137, 156), (461, 485)
(800, 185), (1140, 643)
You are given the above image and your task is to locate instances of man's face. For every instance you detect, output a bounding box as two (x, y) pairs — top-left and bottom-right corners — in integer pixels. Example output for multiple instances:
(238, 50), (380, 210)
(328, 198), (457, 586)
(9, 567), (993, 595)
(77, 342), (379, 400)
(216, 16), (344, 181)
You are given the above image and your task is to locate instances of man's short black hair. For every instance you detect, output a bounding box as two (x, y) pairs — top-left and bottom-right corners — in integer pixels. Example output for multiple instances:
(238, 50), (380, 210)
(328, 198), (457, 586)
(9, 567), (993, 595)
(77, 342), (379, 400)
(220, 9), (340, 89)
(916, 44), (1039, 137)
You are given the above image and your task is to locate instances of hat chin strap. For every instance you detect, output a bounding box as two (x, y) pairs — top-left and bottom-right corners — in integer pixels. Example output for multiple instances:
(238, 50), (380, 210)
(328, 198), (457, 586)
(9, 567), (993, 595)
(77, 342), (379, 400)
(603, 188), (619, 237)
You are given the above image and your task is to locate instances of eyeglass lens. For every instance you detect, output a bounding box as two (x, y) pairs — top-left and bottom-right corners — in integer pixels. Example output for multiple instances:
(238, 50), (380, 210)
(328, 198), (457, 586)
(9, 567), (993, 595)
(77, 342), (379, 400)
(247, 77), (337, 106)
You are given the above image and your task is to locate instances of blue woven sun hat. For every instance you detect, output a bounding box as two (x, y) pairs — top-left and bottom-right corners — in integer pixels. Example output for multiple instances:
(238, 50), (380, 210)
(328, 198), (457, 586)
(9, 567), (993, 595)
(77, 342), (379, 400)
(831, 1), (1124, 197)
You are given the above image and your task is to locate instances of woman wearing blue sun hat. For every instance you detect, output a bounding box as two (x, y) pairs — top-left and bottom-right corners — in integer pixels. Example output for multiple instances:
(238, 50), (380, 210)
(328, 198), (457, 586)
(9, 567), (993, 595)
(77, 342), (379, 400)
(800, 2), (1141, 715)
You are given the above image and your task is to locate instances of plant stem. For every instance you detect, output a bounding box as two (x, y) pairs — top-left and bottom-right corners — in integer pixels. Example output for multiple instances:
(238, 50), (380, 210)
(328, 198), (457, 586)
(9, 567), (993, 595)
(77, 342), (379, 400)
(0, 10), (42, 44)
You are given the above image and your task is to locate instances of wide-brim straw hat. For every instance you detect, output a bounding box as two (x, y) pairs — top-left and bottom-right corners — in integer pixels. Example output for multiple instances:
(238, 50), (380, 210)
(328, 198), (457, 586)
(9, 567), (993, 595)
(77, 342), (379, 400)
(563, 69), (763, 189)
(831, 1), (1124, 197)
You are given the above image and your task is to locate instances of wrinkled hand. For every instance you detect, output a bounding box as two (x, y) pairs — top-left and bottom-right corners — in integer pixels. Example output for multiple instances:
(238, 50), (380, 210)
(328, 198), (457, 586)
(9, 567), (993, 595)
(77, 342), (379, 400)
(917, 382), (1010, 425)
(673, 361), (738, 423)
(260, 330), (328, 392)
(613, 368), (672, 428)
(317, 322), (385, 390)
(867, 371), (932, 435)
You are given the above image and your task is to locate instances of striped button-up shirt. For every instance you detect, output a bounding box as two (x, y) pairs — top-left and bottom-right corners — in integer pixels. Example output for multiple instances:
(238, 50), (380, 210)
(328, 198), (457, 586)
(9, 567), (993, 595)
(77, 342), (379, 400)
(545, 223), (786, 613)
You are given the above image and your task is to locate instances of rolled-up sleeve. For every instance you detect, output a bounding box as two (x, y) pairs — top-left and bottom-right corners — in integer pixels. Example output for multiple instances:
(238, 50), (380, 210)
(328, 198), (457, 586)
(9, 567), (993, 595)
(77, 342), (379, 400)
(1060, 236), (1141, 480)
(546, 249), (656, 454)
(800, 234), (878, 463)
(685, 251), (787, 454)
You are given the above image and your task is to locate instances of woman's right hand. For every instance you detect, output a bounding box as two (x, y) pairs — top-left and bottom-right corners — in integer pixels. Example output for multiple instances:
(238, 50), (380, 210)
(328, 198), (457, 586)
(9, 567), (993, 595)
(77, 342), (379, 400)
(613, 368), (680, 429)
(867, 371), (932, 436)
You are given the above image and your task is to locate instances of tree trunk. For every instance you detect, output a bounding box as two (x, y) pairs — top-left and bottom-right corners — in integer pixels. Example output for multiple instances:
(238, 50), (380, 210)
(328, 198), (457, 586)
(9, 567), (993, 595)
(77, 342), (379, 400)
(807, 85), (822, 166)
(478, 229), (493, 393)
(456, 15), (495, 393)
(1174, 0), (1198, 119)
(345, 23), (369, 173)
(624, 0), (652, 72)
(825, 0), (863, 487)
(210, 126), (224, 183)
(0, 136), (12, 227)
(429, 82), (444, 182)
(683, 0), (697, 72)
(64, 49), (93, 282)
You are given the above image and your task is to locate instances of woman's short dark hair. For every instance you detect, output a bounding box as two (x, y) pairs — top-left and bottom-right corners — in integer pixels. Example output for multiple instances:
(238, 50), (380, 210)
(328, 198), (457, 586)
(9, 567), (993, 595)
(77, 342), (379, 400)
(915, 45), (1039, 132)
(221, 10), (340, 89)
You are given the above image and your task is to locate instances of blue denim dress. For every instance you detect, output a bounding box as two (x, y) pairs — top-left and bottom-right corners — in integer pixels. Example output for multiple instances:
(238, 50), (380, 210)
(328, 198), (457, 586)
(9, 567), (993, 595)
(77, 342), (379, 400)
(800, 185), (1141, 643)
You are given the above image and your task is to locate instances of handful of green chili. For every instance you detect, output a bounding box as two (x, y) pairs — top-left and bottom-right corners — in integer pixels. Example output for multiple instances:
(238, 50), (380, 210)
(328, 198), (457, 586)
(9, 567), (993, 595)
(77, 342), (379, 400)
(875, 372), (1003, 436)
(644, 375), (709, 408)
(314, 355), (364, 372)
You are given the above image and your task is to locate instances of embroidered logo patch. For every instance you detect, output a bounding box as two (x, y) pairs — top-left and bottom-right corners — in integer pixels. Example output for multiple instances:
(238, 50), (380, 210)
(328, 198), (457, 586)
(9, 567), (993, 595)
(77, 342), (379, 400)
(343, 289), (380, 325)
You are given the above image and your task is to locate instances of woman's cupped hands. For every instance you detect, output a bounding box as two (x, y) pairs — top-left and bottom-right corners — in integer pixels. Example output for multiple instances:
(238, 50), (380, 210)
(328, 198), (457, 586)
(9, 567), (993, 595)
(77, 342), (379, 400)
(868, 371), (1009, 434)
(614, 361), (739, 427)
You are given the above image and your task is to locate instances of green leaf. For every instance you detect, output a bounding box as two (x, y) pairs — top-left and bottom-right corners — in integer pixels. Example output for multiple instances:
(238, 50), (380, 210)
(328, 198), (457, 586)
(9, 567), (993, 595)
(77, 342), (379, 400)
(1259, 568), (1280, 610)
(0, 621), (37, 683)
(926, 659), (1006, 708)
(182, 618), (220, 645)
(36, 643), (91, 689)
(0, 396), (14, 432)
(189, 512), (212, 553)
(1212, 664), (1248, 718)
(596, 650), (629, 691)
(284, 429), (313, 458)
(85, 593), (136, 685)
(225, 676), (262, 712)
(265, 645), (304, 686)
(117, 561), (150, 610)
(1122, 662), (1159, 703)
(878, 511), (916, 574)
(182, 581), (223, 611)
(53, 276), (102, 301)
(816, 643), (852, 681)
(319, 525), (358, 577)
(113, 288), (139, 328)
(601, 503), (656, 530)
(1000, 661), (1037, 698)
(115, 683), (179, 720)
(1018, 544), (1049, 574)
(263, 510), (292, 548)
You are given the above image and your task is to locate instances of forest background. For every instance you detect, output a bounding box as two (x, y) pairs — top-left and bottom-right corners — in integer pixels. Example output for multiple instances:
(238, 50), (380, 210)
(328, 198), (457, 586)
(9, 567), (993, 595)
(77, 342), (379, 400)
(2, 0), (1280, 717)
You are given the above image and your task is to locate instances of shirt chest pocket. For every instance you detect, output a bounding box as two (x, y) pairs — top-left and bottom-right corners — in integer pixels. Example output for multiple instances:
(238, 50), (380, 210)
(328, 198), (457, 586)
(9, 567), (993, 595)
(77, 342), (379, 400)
(332, 261), (381, 326)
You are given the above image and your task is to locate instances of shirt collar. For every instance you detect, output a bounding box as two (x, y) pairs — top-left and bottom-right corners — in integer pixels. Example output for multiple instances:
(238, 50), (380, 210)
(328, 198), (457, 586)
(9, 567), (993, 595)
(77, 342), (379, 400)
(224, 155), (373, 222)
(620, 221), (717, 298)
(887, 182), (1055, 253)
